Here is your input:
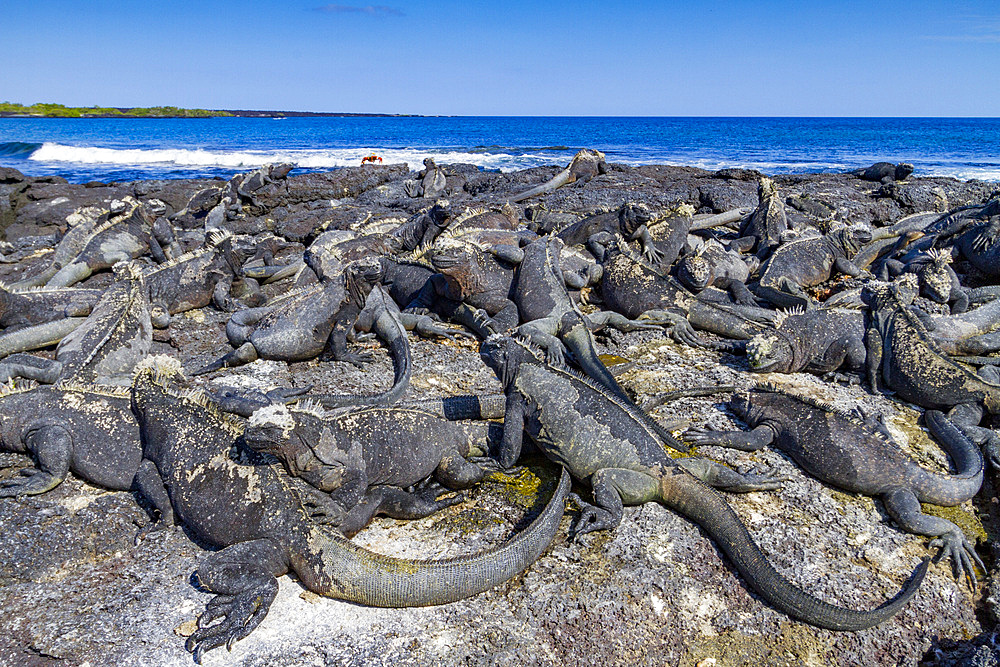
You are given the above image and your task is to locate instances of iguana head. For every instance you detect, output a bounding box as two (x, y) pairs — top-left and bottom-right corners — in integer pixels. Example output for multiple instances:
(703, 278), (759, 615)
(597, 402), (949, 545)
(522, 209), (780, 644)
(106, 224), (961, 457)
(480, 334), (538, 389)
(344, 257), (384, 306)
(919, 248), (953, 303)
(746, 333), (794, 373)
(676, 245), (713, 291)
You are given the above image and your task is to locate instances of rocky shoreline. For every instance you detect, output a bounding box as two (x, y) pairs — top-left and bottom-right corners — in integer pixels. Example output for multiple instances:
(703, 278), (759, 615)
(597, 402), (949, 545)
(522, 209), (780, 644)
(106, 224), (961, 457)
(0, 160), (997, 666)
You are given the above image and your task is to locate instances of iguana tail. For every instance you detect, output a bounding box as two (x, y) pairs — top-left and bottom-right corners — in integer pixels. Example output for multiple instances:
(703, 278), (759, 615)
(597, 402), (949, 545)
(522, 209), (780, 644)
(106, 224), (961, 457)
(917, 410), (984, 505)
(46, 261), (92, 288)
(301, 467), (570, 606)
(661, 469), (927, 631)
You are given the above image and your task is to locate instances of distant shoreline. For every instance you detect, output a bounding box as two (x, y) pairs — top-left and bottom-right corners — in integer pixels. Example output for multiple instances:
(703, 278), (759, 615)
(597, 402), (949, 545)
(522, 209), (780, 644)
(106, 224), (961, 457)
(0, 103), (420, 119)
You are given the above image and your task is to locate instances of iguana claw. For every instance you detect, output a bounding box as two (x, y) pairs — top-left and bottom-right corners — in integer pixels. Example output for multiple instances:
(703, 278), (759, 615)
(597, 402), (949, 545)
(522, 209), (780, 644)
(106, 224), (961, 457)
(929, 530), (984, 590)
(186, 581), (277, 663)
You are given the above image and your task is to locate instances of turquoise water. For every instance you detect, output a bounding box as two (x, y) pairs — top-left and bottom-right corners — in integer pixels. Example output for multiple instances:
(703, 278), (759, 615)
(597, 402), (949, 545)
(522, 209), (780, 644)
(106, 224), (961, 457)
(1, 116), (998, 183)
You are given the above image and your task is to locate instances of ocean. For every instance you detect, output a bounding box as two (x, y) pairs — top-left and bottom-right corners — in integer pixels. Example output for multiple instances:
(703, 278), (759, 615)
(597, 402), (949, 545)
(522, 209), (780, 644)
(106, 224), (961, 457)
(1, 116), (998, 184)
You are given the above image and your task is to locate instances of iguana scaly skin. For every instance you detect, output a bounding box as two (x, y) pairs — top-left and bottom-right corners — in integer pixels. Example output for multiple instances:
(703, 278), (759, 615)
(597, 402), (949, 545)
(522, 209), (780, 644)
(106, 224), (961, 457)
(511, 236), (686, 452)
(47, 197), (163, 288)
(685, 384), (984, 585)
(129, 359), (570, 662)
(0, 382), (140, 497)
(864, 281), (1000, 413)
(754, 225), (873, 310)
(479, 334), (928, 631)
(732, 177), (789, 258)
(0, 262), (152, 386)
(243, 402), (493, 536)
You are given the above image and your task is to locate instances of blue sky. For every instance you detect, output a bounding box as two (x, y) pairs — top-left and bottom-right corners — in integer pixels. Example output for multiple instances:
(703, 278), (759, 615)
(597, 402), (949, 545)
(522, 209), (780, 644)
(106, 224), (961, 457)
(3, 0), (998, 116)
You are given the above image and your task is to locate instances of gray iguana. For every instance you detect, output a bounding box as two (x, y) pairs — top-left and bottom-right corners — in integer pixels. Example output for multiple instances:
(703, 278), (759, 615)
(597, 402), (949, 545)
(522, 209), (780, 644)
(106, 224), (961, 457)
(684, 384), (984, 585)
(478, 333), (928, 631)
(129, 358), (571, 662)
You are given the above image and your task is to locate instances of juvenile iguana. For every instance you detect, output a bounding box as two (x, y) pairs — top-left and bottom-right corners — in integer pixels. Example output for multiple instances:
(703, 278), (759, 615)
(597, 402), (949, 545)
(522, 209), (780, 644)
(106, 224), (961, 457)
(129, 357), (571, 662)
(684, 384), (984, 585)
(478, 333), (928, 631)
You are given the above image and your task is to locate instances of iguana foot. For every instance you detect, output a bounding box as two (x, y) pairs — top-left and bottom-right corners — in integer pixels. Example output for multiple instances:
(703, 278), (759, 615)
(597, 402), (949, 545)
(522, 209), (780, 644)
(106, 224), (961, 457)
(324, 349), (375, 368)
(568, 493), (616, 538)
(0, 468), (61, 497)
(186, 582), (278, 663)
(727, 464), (790, 492)
(468, 456), (526, 477)
(930, 530), (984, 590)
(682, 427), (727, 447)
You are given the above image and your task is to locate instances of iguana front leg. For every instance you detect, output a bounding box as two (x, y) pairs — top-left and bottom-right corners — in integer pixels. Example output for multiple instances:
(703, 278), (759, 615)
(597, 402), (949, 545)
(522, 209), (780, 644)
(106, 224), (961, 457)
(186, 538), (289, 663)
(676, 457), (788, 492)
(495, 393), (527, 468)
(881, 486), (984, 588)
(338, 484), (464, 538)
(0, 424), (72, 497)
(517, 320), (568, 367)
(636, 310), (704, 347)
(683, 425), (774, 452)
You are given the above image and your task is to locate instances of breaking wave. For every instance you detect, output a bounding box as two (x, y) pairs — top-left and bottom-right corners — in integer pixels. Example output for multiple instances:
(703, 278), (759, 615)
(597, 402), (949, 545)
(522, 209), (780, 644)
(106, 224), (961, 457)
(26, 142), (570, 173)
(0, 141), (43, 158)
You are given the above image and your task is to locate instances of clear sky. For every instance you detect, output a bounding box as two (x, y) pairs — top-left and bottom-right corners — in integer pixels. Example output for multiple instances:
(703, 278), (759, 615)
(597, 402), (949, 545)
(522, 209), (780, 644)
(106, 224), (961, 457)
(3, 0), (998, 116)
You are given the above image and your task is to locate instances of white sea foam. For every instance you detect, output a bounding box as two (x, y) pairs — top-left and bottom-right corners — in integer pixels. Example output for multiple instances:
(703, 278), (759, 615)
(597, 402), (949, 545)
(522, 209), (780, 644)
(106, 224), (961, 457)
(24, 142), (1000, 181)
(28, 142), (564, 173)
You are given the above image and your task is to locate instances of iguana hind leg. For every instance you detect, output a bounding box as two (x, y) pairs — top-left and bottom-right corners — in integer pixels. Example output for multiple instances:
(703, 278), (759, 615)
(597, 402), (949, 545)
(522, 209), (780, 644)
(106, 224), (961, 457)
(187, 538), (288, 663)
(191, 343), (258, 376)
(881, 486), (984, 588)
(0, 425), (72, 497)
(338, 485), (464, 538)
(676, 457), (788, 492)
(572, 468), (659, 538)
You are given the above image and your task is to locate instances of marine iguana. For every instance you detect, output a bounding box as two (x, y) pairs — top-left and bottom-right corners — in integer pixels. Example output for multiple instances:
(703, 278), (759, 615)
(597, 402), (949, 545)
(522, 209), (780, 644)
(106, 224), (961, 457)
(242, 401), (495, 537)
(11, 203), (114, 289)
(0, 382), (141, 498)
(684, 384), (984, 585)
(129, 357), (571, 662)
(194, 258), (387, 373)
(754, 224), (873, 310)
(510, 235), (686, 452)
(747, 294), (1000, 377)
(0, 283), (101, 331)
(731, 177), (789, 258)
(0, 262), (152, 386)
(851, 162), (915, 184)
(143, 230), (262, 329)
(478, 333), (928, 631)
(510, 149), (607, 203)
(745, 307), (868, 377)
(863, 280), (1000, 414)
(676, 239), (758, 306)
(46, 197), (170, 288)
(404, 157), (448, 199)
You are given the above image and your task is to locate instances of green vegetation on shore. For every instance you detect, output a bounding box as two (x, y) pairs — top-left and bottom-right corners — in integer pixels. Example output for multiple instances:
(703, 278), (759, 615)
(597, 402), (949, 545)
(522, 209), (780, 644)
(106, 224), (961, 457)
(0, 102), (229, 118)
